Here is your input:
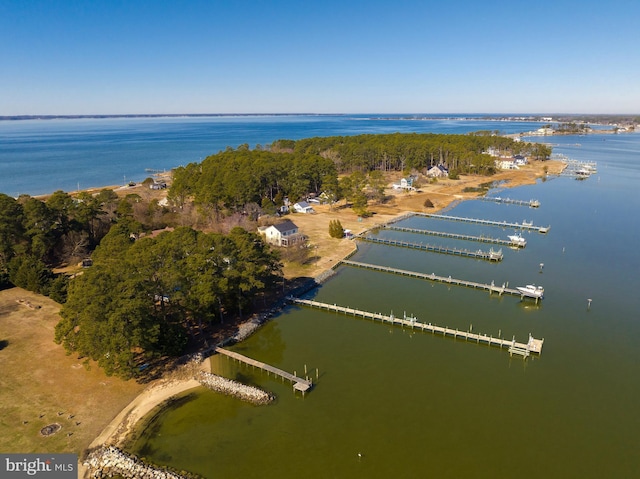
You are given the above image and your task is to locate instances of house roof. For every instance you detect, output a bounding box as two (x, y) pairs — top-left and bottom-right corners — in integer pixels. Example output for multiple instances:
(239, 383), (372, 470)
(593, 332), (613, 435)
(272, 220), (298, 233)
(295, 201), (312, 209)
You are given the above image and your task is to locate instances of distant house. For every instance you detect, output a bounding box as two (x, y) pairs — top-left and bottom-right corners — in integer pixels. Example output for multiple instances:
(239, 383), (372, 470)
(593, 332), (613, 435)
(293, 201), (315, 214)
(258, 220), (304, 247)
(392, 178), (415, 190)
(498, 160), (519, 170)
(427, 165), (448, 178)
(150, 181), (167, 190)
(513, 155), (527, 166)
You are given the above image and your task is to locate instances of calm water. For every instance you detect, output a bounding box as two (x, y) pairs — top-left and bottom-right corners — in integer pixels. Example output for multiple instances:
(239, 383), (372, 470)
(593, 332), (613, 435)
(126, 132), (640, 478)
(0, 115), (544, 197)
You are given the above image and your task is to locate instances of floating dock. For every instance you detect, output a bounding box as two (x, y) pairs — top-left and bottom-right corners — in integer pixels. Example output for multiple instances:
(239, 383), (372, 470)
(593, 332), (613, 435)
(414, 212), (550, 233)
(215, 347), (313, 393)
(359, 235), (503, 261)
(339, 259), (543, 300)
(479, 196), (540, 207)
(382, 225), (526, 248)
(290, 298), (544, 358)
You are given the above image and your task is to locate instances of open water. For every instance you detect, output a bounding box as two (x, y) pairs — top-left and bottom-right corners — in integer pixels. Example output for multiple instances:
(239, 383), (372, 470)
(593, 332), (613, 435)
(2, 116), (638, 477)
(0, 115), (544, 197)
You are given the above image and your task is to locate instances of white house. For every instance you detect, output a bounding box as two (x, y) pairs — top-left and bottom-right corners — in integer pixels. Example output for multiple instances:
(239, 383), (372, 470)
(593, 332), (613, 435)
(392, 178), (415, 190)
(513, 155), (527, 166)
(258, 220), (304, 247)
(498, 160), (519, 170)
(427, 165), (448, 178)
(293, 201), (315, 214)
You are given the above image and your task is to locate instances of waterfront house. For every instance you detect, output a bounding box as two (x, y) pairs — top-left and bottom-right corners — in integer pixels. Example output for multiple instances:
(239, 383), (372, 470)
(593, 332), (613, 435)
(259, 220), (304, 247)
(392, 177), (416, 190)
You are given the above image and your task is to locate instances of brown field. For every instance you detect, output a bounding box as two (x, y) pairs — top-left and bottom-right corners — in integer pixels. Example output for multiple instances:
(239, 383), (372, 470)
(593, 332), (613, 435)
(0, 287), (144, 455)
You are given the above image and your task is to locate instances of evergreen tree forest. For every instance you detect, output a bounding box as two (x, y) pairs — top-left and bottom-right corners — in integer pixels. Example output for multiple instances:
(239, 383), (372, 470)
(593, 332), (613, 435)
(54, 225), (281, 378)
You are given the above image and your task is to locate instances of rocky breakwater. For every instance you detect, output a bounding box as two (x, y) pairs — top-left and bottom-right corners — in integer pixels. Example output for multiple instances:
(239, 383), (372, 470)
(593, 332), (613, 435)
(84, 446), (200, 479)
(197, 371), (275, 405)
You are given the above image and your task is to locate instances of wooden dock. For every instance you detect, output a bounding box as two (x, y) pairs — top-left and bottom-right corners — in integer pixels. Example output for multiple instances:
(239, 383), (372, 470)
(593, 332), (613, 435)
(290, 298), (544, 357)
(383, 225), (525, 248)
(340, 259), (530, 297)
(359, 235), (503, 261)
(215, 347), (313, 393)
(414, 212), (550, 234)
(478, 196), (540, 208)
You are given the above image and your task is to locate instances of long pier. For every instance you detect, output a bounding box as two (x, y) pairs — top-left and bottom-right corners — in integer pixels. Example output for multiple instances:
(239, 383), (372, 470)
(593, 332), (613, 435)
(290, 298), (544, 357)
(215, 347), (313, 393)
(383, 225), (525, 248)
(414, 212), (550, 234)
(360, 235), (503, 261)
(478, 196), (540, 208)
(340, 259), (533, 298)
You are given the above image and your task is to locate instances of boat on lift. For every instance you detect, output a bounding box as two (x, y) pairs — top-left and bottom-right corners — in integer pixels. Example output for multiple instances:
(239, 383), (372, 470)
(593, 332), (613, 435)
(516, 284), (544, 299)
(507, 233), (527, 247)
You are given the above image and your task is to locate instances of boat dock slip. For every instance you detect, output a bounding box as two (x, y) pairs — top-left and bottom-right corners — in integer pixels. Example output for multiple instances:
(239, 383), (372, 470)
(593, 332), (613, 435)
(215, 347), (313, 393)
(290, 298), (544, 357)
(383, 225), (526, 248)
(339, 259), (534, 298)
(478, 196), (540, 208)
(414, 213), (551, 234)
(359, 236), (503, 261)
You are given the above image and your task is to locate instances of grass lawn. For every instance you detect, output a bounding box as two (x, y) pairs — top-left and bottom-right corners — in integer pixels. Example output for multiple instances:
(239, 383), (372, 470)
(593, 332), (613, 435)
(0, 287), (144, 455)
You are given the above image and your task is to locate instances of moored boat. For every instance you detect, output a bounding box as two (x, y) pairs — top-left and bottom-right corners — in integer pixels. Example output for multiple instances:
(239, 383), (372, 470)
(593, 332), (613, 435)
(507, 233), (527, 247)
(516, 284), (544, 299)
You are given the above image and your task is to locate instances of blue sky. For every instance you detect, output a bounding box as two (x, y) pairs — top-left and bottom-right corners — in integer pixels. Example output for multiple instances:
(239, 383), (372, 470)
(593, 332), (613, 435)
(1, 0), (638, 115)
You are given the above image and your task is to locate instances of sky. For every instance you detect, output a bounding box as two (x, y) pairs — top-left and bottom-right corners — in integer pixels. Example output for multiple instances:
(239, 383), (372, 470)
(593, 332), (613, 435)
(1, 0), (639, 115)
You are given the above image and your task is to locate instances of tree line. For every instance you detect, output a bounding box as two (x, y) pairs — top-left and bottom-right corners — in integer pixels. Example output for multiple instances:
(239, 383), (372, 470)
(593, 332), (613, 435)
(169, 132), (550, 215)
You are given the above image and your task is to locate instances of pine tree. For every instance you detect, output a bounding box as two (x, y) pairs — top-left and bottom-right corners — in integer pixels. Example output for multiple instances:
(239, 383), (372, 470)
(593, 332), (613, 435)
(329, 219), (344, 238)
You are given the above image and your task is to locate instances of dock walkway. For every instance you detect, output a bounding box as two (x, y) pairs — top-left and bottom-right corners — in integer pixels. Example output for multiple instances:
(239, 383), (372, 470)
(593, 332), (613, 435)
(360, 235), (503, 261)
(215, 347), (313, 393)
(340, 259), (528, 297)
(478, 196), (540, 208)
(414, 213), (550, 233)
(383, 225), (525, 248)
(290, 298), (544, 357)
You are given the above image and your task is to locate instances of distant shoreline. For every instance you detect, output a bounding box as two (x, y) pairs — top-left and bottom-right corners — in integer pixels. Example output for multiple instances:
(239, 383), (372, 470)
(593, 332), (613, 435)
(2, 113), (637, 123)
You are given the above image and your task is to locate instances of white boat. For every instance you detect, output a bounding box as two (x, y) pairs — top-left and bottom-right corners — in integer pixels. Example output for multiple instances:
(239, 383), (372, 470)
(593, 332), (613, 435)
(522, 220), (533, 227)
(507, 233), (527, 247)
(516, 284), (544, 299)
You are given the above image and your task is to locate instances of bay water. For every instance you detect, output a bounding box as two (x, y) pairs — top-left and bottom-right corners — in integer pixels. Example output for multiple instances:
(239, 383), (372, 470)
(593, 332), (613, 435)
(0, 115), (543, 197)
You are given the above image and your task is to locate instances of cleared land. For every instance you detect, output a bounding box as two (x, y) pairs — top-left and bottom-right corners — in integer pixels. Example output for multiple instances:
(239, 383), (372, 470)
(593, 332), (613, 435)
(0, 287), (144, 454)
